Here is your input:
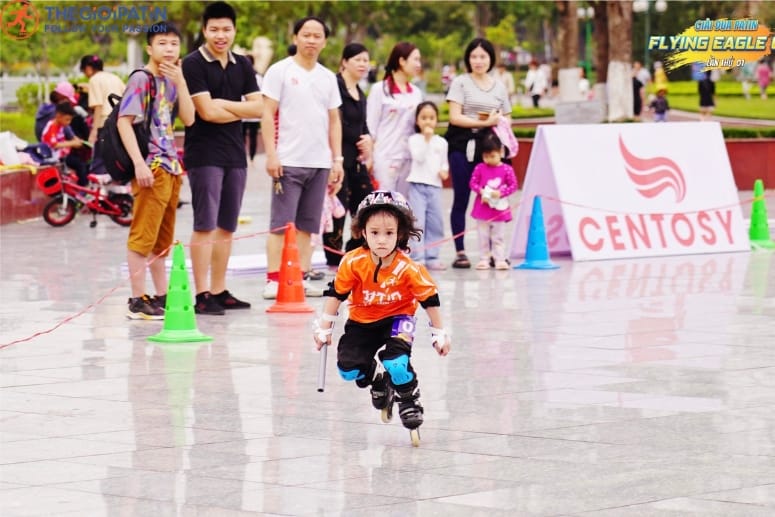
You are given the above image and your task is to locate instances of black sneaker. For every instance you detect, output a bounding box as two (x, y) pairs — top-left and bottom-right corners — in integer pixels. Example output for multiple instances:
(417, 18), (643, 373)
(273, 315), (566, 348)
(153, 294), (166, 310)
(195, 291), (225, 315)
(127, 294), (165, 320)
(212, 289), (251, 310)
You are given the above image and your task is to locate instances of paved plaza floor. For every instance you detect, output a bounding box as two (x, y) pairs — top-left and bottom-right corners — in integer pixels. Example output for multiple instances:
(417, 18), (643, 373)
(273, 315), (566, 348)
(1, 155), (774, 516)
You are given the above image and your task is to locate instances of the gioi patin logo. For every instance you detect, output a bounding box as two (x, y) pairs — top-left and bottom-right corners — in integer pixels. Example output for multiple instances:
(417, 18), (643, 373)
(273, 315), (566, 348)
(619, 135), (687, 202)
(1, 0), (39, 40)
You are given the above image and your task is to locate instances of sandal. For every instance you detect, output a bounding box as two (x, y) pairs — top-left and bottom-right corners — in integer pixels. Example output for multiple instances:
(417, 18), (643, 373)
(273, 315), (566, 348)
(452, 253), (471, 269)
(303, 270), (326, 281)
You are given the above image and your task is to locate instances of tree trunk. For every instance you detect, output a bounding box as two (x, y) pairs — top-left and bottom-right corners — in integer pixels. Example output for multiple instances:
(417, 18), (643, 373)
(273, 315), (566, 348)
(606, 0), (633, 121)
(555, 1), (579, 69)
(591, 1), (609, 83)
(474, 3), (491, 38)
(556, 1), (581, 101)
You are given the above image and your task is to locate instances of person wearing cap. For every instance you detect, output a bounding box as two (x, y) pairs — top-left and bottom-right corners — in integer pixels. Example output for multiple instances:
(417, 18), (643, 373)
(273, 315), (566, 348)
(34, 81), (89, 142)
(80, 54), (125, 146)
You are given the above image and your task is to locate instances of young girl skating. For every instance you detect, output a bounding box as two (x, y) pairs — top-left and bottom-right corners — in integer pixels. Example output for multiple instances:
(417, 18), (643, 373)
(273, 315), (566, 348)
(469, 132), (518, 270)
(313, 191), (451, 446)
(407, 102), (449, 270)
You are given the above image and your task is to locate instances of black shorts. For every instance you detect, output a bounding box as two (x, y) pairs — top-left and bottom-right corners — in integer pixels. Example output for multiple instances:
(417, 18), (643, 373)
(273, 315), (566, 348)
(337, 315), (417, 386)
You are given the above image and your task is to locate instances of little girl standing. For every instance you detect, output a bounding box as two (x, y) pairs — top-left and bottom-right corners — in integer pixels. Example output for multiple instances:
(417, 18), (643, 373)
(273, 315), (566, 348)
(469, 132), (518, 270)
(407, 102), (449, 270)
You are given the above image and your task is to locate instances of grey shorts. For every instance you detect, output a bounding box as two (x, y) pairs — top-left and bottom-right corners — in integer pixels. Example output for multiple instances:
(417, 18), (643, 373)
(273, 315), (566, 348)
(270, 166), (329, 235)
(187, 166), (247, 232)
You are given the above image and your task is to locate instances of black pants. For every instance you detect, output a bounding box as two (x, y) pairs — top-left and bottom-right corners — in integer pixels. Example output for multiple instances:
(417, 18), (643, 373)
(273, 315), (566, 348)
(322, 162), (373, 266)
(337, 316), (417, 392)
(243, 121), (259, 160)
(66, 154), (89, 186)
(531, 94), (540, 108)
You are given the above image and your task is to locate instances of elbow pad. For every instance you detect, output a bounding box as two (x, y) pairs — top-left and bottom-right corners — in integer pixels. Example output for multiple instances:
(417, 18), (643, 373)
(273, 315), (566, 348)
(419, 294), (440, 308)
(323, 281), (350, 301)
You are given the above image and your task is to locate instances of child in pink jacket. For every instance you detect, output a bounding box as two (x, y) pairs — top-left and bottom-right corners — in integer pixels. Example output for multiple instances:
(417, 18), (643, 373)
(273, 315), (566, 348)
(469, 132), (518, 270)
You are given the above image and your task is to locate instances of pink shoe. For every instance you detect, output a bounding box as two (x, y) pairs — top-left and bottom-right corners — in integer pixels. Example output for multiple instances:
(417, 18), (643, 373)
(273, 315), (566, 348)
(495, 260), (510, 270)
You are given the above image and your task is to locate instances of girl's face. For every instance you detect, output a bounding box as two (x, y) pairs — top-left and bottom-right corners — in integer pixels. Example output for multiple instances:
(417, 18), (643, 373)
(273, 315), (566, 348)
(416, 105), (438, 133)
(364, 212), (399, 259)
(399, 48), (422, 78)
(468, 46), (491, 75)
(482, 149), (502, 166)
(342, 51), (369, 79)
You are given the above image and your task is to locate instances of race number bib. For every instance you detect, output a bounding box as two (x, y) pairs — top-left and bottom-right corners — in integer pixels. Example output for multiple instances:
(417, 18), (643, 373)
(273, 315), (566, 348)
(391, 315), (416, 344)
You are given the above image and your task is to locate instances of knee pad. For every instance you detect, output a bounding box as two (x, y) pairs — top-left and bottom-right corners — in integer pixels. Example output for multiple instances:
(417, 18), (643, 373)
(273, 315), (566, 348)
(382, 354), (414, 386)
(338, 367), (365, 382)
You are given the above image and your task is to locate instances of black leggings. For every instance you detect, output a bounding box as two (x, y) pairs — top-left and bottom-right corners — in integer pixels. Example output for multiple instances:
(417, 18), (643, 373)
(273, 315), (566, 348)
(243, 121), (259, 160)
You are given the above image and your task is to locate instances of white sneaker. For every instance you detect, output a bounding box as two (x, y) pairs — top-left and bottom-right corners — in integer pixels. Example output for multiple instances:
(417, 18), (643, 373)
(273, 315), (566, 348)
(262, 280), (279, 300)
(304, 281), (324, 297)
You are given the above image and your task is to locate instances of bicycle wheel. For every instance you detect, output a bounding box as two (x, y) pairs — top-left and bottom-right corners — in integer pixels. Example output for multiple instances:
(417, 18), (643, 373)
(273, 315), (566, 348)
(108, 194), (134, 227)
(43, 195), (77, 227)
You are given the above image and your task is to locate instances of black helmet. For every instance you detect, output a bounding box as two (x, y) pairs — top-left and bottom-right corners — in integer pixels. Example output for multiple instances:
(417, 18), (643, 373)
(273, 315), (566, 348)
(355, 190), (412, 219)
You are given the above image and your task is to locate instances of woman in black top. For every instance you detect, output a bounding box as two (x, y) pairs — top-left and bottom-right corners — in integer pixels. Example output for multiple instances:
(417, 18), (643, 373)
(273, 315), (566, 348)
(322, 43), (374, 267)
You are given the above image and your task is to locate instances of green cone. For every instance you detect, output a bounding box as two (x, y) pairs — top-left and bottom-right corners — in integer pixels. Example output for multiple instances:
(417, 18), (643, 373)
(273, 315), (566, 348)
(749, 179), (775, 250)
(149, 243), (212, 343)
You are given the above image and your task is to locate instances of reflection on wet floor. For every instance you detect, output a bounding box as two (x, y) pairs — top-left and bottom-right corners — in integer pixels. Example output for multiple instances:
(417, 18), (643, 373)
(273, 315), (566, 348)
(1, 164), (774, 516)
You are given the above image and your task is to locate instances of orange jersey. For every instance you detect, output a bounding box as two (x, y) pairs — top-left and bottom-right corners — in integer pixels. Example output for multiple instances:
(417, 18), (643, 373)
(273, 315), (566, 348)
(334, 247), (438, 323)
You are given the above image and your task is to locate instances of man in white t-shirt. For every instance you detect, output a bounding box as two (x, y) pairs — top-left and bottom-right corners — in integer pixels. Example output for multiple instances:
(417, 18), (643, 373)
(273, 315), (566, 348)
(261, 16), (343, 300)
(80, 54), (125, 145)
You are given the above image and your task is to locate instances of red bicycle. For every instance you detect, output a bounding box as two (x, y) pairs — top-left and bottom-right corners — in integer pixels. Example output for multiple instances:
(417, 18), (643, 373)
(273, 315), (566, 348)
(35, 163), (134, 228)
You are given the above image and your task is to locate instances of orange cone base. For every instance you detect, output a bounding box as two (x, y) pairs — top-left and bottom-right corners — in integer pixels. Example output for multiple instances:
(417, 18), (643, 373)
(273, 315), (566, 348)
(148, 328), (213, 343)
(266, 301), (314, 313)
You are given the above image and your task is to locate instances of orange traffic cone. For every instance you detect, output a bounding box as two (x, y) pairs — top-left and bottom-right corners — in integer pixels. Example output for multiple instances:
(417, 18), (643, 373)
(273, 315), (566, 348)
(267, 223), (315, 313)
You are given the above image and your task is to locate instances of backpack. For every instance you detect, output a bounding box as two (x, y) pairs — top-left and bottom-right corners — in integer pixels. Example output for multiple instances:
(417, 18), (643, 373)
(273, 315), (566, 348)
(97, 69), (157, 184)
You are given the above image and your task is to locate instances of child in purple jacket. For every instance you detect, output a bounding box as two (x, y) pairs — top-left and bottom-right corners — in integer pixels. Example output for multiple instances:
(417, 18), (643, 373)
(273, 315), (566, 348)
(469, 132), (518, 270)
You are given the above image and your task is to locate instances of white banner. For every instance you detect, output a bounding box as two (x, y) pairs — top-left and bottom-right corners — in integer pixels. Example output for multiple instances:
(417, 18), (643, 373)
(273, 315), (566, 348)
(510, 122), (749, 261)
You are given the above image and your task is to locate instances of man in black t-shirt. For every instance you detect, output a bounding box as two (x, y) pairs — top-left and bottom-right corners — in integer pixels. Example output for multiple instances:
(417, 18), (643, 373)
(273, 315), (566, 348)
(182, 1), (262, 315)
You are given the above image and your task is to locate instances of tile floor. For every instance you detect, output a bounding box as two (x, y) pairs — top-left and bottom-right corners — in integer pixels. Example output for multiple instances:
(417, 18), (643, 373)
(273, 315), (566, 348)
(1, 157), (774, 516)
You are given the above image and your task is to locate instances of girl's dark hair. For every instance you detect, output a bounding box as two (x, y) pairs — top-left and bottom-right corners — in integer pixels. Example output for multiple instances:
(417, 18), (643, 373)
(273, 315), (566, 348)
(352, 206), (422, 253)
(413, 101), (438, 133)
(382, 41), (417, 97)
(147, 22), (181, 45)
(203, 1), (236, 26)
(342, 42), (368, 61)
(79, 54), (103, 72)
(463, 38), (496, 73)
(293, 16), (330, 37)
(479, 132), (503, 155)
(287, 44), (297, 56)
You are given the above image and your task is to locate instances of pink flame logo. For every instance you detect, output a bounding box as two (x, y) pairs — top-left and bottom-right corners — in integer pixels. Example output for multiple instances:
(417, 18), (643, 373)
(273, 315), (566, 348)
(619, 135), (686, 202)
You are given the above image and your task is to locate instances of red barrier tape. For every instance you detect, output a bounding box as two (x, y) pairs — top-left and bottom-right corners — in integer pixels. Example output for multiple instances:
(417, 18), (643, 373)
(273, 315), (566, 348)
(2, 190), (772, 350)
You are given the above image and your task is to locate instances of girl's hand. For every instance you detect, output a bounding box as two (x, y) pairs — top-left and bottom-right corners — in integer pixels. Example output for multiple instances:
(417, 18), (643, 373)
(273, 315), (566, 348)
(433, 335), (451, 356)
(484, 109), (501, 126)
(422, 125), (434, 141)
(439, 169), (449, 181)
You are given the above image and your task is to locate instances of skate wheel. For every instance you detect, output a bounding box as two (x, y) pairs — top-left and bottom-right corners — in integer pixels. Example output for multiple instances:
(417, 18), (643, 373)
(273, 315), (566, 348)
(381, 405), (393, 423)
(410, 428), (420, 447)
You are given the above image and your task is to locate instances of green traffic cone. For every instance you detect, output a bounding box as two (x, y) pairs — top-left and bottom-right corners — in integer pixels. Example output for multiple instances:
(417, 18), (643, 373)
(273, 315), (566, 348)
(749, 179), (775, 250)
(148, 243), (212, 343)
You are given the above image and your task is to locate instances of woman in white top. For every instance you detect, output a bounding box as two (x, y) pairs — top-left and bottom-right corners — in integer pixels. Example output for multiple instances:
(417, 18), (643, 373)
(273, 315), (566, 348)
(444, 38), (511, 269)
(366, 42), (423, 198)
